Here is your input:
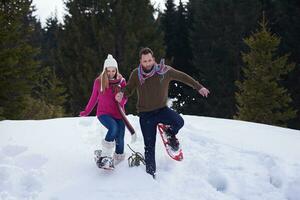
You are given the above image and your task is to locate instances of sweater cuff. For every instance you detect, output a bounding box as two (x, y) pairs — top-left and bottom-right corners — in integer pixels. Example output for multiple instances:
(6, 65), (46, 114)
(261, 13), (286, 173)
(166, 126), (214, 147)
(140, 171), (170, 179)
(195, 82), (204, 91)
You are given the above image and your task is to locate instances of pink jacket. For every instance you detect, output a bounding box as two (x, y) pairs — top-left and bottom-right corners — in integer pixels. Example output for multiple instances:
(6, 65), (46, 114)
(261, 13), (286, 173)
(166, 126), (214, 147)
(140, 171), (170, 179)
(80, 78), (127, 119)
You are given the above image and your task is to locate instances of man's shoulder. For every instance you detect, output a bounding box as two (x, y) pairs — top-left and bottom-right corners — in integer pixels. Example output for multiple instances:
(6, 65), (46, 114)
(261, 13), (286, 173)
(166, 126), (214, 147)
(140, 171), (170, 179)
(165, 65), (176, 75)
(129, 68), (139, 77)
(131, 68), (138, 73)
(165, 65), (174, 71)
(127, 68), (138, 83)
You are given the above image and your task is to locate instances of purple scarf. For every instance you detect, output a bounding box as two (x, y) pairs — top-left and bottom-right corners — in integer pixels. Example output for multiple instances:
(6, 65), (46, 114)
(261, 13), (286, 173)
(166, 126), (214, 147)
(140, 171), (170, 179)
(138, 59), (170, 85)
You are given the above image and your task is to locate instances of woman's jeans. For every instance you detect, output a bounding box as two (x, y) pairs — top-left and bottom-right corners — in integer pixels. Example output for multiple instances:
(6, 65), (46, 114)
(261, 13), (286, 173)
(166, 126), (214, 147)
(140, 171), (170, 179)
(98, 115), (125, 154)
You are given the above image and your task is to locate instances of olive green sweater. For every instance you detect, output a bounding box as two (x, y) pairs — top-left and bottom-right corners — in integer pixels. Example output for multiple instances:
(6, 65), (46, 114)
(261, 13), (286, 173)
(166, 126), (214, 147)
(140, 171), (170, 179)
(123, 66), (203, 113)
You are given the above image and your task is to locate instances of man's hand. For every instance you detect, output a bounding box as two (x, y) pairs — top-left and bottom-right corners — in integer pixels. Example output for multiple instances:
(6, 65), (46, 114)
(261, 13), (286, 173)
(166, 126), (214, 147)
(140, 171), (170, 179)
(115, 92), (124, 103)
(199, 87), (210, 98)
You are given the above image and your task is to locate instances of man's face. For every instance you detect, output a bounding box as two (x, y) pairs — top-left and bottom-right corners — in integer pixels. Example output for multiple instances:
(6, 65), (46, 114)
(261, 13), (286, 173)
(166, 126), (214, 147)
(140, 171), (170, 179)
(140, 53), (155, 71)
(106, 67), (117, 79)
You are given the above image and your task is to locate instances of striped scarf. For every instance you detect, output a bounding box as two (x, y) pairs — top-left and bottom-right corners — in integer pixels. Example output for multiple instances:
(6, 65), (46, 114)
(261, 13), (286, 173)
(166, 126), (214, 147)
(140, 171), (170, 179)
(138, 59), (170, 85)
(109, 78), (123, 94)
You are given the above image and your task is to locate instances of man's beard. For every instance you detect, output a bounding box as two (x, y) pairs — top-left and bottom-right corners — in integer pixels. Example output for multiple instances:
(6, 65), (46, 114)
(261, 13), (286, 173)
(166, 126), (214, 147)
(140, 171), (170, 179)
(143, 65), (154, 73)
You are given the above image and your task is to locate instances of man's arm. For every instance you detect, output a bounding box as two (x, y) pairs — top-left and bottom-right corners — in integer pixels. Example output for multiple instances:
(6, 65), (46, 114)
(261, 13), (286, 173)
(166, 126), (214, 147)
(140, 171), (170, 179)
(116, 69), (138, 102)
(169, 67), (203, 90)
(169, 67), (210, 97)
(122, 69), (138, 98)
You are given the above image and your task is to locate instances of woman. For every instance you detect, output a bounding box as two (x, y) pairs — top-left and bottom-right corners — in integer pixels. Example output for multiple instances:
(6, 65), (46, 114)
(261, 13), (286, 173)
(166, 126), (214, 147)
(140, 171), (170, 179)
(80, 54), (127, 169)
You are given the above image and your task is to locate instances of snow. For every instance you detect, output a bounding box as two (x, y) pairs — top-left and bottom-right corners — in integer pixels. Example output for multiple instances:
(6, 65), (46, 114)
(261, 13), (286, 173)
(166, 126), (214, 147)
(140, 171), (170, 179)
(1, 115), (300, 200)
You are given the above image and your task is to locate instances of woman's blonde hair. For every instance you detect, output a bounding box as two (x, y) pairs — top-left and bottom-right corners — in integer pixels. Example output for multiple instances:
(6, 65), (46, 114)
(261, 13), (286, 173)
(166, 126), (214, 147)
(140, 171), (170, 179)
(97, 68), (120, 93)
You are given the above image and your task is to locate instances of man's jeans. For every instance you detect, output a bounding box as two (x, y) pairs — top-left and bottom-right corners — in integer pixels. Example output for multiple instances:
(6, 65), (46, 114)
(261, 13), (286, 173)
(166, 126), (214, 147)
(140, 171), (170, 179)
(139, 107), (184, 175)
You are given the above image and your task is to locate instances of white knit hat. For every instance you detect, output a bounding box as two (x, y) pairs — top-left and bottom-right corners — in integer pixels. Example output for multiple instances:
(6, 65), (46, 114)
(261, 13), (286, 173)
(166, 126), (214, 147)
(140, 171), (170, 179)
(103, 54), (118, 69)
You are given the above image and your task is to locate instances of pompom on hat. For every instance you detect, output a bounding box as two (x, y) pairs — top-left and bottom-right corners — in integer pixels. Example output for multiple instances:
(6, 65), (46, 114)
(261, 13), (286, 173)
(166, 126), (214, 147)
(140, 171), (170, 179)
(103, 54), (118, 69)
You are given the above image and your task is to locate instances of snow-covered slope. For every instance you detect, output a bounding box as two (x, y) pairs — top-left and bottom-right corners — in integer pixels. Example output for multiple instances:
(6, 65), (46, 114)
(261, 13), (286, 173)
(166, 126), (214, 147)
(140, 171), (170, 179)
(1, 115), (300, 200)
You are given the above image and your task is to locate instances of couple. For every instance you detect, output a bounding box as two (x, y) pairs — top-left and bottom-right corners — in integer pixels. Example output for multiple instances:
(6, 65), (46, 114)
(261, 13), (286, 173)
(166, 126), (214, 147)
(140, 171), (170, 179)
(80, 47), (210, 177)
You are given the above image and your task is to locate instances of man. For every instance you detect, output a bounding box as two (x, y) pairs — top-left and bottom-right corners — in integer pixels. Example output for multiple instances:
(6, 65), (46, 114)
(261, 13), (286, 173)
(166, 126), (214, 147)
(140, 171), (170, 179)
(115, 47), (209, 178)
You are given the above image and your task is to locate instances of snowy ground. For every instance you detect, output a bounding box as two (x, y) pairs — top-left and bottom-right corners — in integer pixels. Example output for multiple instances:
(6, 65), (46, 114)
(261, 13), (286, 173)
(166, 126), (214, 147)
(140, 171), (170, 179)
(1, 115), (300, 200)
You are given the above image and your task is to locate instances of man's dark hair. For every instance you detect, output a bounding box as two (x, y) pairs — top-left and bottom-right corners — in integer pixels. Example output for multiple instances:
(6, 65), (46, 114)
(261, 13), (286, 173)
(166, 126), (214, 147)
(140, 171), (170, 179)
(139, 47), (153, 58)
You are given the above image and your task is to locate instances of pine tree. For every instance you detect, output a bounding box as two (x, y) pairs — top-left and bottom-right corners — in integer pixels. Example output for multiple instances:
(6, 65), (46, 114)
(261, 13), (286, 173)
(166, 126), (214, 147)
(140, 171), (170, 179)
(42, 16), (62, 75)
(173, 0), (192, 72)
(263, 0), (300, 129)
(39, 15), (67, 116)
(189, 0), (262, 118)
(0, 1), (67, 119)
(161, 0), (198, 113)
(29, 60), (67, 118)
(58, 0), (107, 115)
(0, 0), (40, 119)
(235, 16), (296, 127)
(160, 0), (177, 61)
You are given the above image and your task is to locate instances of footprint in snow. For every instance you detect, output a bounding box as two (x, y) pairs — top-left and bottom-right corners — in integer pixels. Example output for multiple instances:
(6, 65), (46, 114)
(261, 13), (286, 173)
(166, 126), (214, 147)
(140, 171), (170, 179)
(207, 170), (228, 193)
(15, 154), (48, 170)
(1, 145), (28, 157)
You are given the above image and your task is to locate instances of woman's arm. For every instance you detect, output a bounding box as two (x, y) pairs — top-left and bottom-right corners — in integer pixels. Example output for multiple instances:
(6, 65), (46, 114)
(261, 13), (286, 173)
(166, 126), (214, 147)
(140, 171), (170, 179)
(80, 79), (99, 116)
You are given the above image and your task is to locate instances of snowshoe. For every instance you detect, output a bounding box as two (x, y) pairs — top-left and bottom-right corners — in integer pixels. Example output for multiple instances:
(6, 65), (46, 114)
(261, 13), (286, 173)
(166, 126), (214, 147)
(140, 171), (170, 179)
(157, 123), (183, 161)
(94, 150), (114, 170)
